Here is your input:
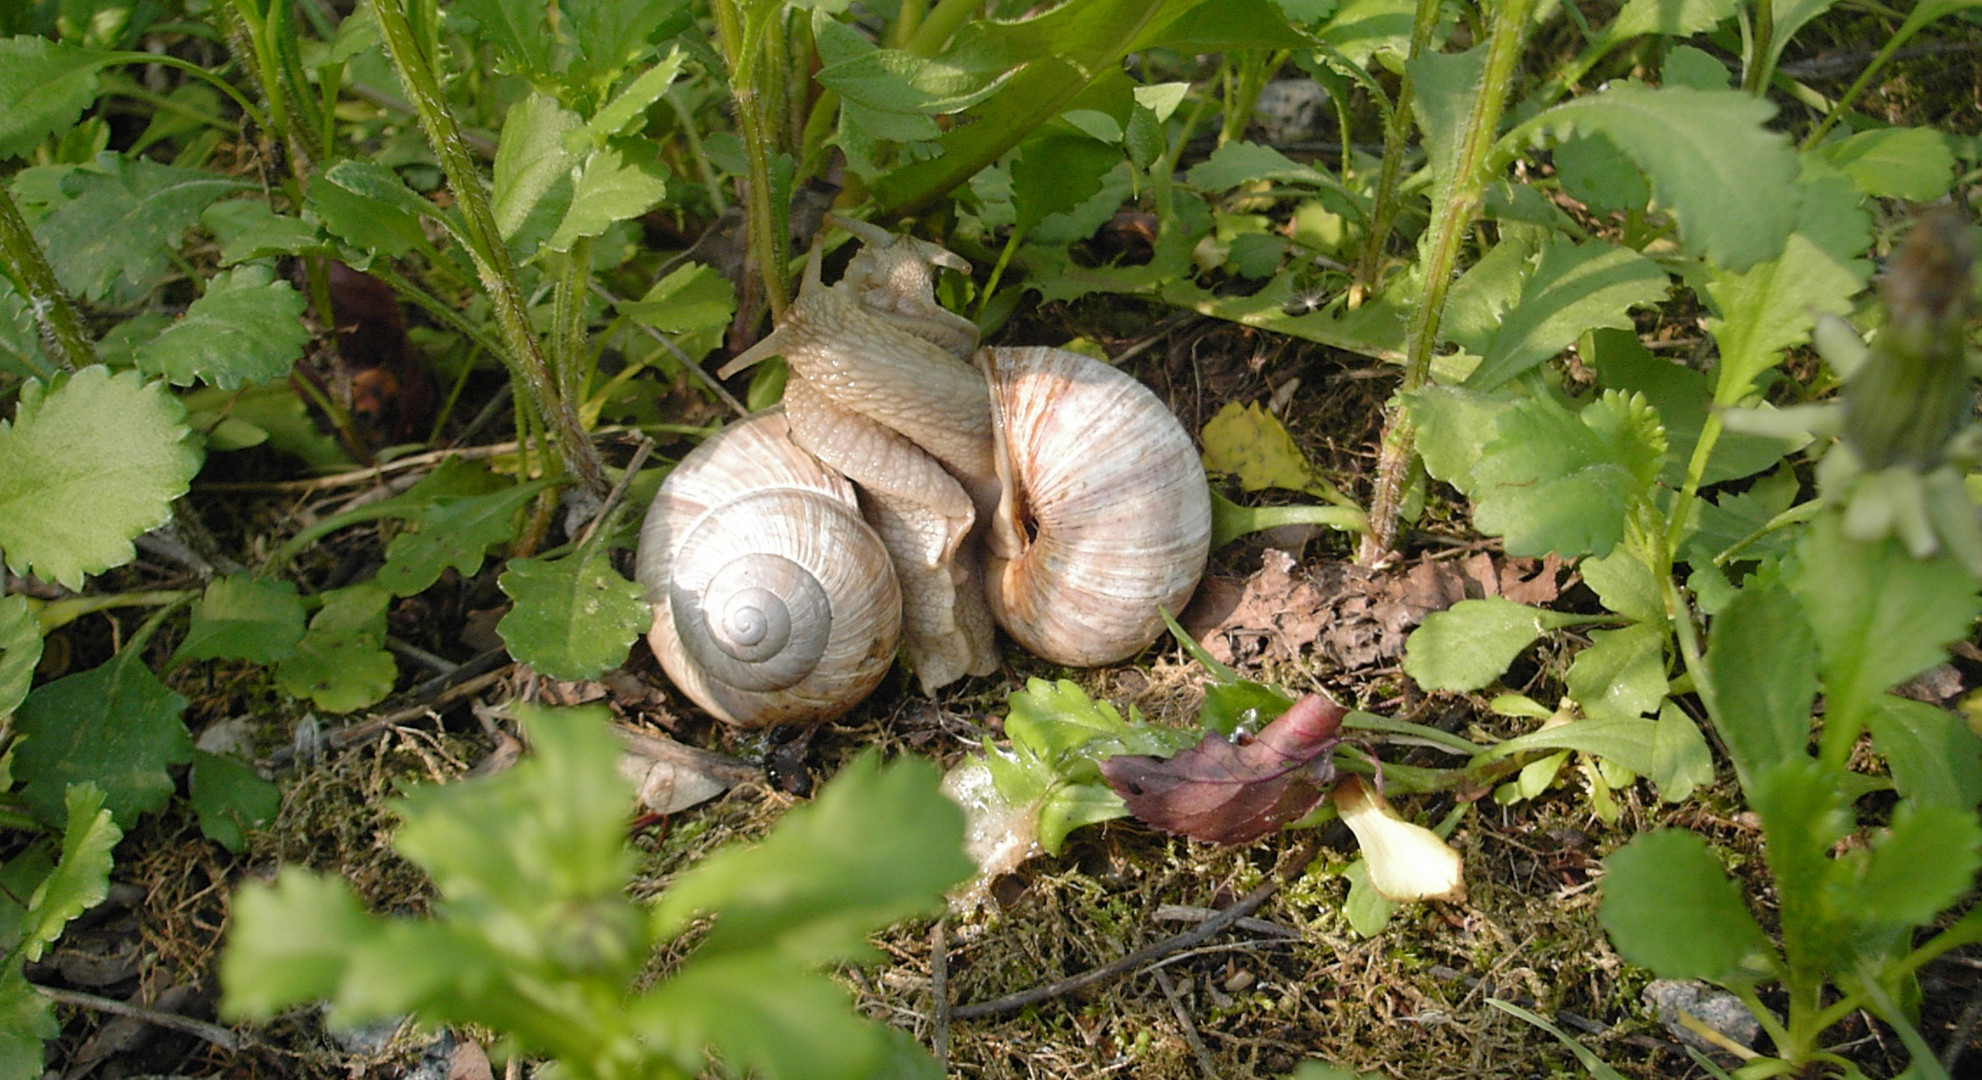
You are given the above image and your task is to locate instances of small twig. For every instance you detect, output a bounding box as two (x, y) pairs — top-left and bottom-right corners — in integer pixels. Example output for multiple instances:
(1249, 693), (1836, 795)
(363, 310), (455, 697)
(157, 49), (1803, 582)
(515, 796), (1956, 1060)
(34, 984), (239, 1051)
(1154, 967), (1221, 1080)
(1153, 904), (1303, 939)
(953, 840), (1317, 1020)
(591, 282), (751, 418)
(574, 437), (655, 549)
(1940, 979), (1982, 1074)
(385, 635), (457, 676)
(931, 916), (951, 1074)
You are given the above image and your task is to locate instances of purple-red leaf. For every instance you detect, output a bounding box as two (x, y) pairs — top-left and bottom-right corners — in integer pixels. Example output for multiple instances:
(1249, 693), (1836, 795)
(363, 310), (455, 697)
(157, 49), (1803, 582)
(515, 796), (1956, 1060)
(1098, 693), (1346, 845)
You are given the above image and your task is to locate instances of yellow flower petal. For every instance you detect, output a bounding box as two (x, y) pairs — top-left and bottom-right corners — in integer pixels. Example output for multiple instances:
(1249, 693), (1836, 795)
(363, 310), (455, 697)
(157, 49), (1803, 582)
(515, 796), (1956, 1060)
(1331, 776), (1465, 903)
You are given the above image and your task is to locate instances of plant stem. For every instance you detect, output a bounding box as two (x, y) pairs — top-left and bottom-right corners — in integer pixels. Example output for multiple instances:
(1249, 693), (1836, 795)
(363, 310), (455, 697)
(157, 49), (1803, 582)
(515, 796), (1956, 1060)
(1351, 0), (1440, 299)
(1743, 0), (1776, 95)
(368, 0), (608, 497)
(1358, 0), (1534, 565)
(713, 0), (790, 322)
(0, 183), (91, 376)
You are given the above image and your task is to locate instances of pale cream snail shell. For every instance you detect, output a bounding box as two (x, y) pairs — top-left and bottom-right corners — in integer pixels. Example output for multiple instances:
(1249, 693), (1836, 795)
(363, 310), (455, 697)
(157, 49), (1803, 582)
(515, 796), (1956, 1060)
(635, 411), (903, 727)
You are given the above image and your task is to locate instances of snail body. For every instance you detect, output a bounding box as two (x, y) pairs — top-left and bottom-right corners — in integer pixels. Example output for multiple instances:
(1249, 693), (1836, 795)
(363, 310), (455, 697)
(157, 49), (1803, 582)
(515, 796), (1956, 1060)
(643, 225), (1210, 724)
(636, 411), (902, 727)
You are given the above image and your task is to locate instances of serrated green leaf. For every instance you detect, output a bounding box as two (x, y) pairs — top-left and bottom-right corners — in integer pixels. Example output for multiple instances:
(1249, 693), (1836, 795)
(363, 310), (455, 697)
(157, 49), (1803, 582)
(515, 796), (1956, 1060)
(136, 265), (310, 389)
(1507, 83), (1799, 272)
(201, 198), (325, 264)
(0, 367), (202, 590)
(580, 46), (686, 142)
(174, 575), (307, 664)
(376, 482), (545, 596)
(1846, 801), (1982, 930)
(1866, 695), (1982, 810)
(1037, 782), (1128, 855)
(1566, 622), (1668, 722)
(1403, 597), (1584, 692)
(33, 152), (249, 300)
(13, 648), (193, 828)
(1581, 546), (1662, 625)
(621, 260), (736, 338)
(1471, 391), (1664, 559)
(0, 970), (59, 1080)
(1816, 127), (1956, 201)
(545, 145), (668, 252)
(1650, 702), (1714, 803)
(1408, 44), (1487, 208)
(495, 553), (650, 682)
(1003, 677), (1132, 760)
(1554, 133), (1650, 215)
(1702, 582), (1817, 786)
(19, 782), (119, 962)
(0, 35), (113, 160)
(452, 0), (554, 77)
(1789, 516), (1980, 738)
(1748, 756), (1852, 907)
(1012, 132), (1119, 236)
(219, 869), (380, 1020)
(190, 751), (280, 853)
(1592, 330), (1805, 487)
(650, 753), (971, 965)
(1603, 0), (1736, 40)
(491, 93), (582, 244)
(1599, 829), (1773, 984)
(1488, 715), (1660, 775)
(273, 582), (396, 712)
(1703, 163), (1871, 406)
(560, 0), (677, 89)
(0, 595), (39, 721)
(1466, 239), (1668, 391)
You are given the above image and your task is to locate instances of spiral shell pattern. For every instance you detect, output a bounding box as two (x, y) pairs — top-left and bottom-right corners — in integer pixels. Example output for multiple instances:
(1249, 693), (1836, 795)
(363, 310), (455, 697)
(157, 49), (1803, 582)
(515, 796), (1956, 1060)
(637, 412), (902, 727)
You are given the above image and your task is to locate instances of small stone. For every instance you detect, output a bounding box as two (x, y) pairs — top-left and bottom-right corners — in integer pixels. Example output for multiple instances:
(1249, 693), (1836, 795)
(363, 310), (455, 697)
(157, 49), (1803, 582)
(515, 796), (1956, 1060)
(1643, 979), (1761, 1052)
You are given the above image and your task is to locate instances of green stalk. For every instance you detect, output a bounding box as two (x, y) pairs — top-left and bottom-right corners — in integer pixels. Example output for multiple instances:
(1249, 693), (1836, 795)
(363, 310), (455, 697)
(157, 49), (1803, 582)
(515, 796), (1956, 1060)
(1358, 0), (1534, 565)
(1742, 0), (1776, 95)
(903, 0), (979, 56)
(0, 183), (92, 376)
(369, 0), (608, 497)
(713, 0), (791, 321)
(1351, 0), (1437, 297)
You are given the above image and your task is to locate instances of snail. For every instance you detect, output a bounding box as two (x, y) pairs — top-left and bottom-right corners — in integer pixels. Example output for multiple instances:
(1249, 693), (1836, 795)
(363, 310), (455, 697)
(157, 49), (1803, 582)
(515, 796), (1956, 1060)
(634, 410), (903, 726)
(637, 222), (1211, 725)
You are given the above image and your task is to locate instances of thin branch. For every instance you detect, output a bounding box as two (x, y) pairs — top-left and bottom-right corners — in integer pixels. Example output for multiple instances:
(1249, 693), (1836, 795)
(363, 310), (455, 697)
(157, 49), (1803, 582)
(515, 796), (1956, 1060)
(35, 984), (240, 1051)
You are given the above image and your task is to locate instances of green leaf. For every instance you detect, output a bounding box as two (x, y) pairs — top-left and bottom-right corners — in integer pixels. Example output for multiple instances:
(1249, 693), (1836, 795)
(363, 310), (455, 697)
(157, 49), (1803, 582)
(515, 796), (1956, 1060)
(174, 575), (308, 664)
(1592, 330), (1804, 487)
(273, 582), (397, 712)
(1340, 857), (1398, 938)
(491, 93), (583, 244)
(640, 953), (907, 1080)
(307, 159), (440, 260)
(1566, 622), (1667, 721)
(1200, 400), (1332, 496)
(0, 275), (50, 379)
(1867, 695), (1982, 811)
(495, 552), (651, 681)
(1748, 756), (1852, 909)
(1845, 801), (1982, 930)
(1505, 83), (1799, 272)
(0, 35), (113, 160)
(580, 46), (687, 141)
(0, 594), (40, 721)
(621, 261), (736, 358)
(136, 265), (310, 389)
(545, 145), (668, 253)
(1471, 391), (1665, 559)
(1487, 716), (1660, 775)
(452, 0), (554, 77)
(1553, 134), (1651, 215)
(19, 782), (120, 960)
(0, 970), (59, 1080)
(219, 869), (380, 1020)
(1408, 44), (1487, 208)
(1702, 582), (1817, 785)
(1603, 0), (1736, 41)
(1599, 829), (1773, 984)
(1703, 162), (1872, 406)
(653, 753), (970, 963)
(1003, 677), (1134, 759)
(1789, 517), (1981, 737)
(1401, 385), (1513, 490)
(375, 482), (546, 597)
(1403, 597), (1584, 692)
(1815, 127), (1956, 201)
(1485, 998), (1636, 1080)
(1465, 239), (1668, 391)
(0, 367), (202, 590)
(1037, 782), (1128, 855)
(559, 0), (677, 88)
(1581, 546), (1662, 623)
(201, 198), (326, 264)
(1011, 132), (1119, 236)
(190, 751), (280, 853)
(1650, 702), (1714, 804)
(34, 152), (249, 300)
(13, 648), (193, 828)
(1185, 140), (1339, 192)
